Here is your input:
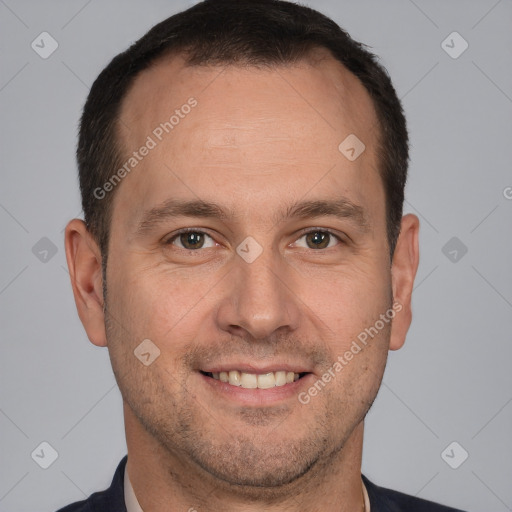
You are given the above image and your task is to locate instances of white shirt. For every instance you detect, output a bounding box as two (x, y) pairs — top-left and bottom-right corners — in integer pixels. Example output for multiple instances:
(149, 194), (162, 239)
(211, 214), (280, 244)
(363, 479), (371, 511)
(124, 467), (144, 512)
(124, 467), (371, 512)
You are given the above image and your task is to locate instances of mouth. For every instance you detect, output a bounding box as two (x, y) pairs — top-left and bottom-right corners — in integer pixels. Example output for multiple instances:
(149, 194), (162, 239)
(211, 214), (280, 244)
(200, 370), (310, 389)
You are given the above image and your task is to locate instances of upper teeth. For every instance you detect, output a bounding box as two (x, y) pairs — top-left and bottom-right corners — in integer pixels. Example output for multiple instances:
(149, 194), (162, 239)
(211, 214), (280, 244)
(211, 370), (300, 389)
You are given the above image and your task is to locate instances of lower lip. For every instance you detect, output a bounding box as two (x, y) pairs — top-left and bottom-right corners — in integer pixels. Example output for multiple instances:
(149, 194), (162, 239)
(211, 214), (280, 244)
(199, 372), (315, 406)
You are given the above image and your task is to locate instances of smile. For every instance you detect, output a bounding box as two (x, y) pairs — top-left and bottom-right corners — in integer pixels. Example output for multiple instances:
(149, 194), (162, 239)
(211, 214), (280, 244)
(200, 370), (308, 389)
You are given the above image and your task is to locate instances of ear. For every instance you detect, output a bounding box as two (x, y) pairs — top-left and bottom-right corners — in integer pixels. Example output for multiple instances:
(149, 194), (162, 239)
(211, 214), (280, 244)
(389, 214), (420, 351)
(64, 219), (107, 347)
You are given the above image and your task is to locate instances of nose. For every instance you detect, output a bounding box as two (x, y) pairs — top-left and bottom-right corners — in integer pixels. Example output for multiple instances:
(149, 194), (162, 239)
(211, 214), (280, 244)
(215, 249), (301, 341)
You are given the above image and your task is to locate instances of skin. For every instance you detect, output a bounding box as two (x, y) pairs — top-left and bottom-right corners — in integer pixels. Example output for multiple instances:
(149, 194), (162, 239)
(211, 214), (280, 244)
(65, 51), (419, 511)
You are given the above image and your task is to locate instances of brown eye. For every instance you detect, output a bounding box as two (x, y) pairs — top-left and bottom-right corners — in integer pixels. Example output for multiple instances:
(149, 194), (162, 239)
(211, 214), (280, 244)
(167, 230), (215, 250)
(306, 231), (329, 249)
(180, 232), (204, 249)
(295, 230), (341, 250)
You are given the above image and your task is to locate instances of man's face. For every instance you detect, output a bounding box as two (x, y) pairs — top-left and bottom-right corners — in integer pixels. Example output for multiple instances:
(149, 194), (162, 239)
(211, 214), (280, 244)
(104, 54), (393, 487)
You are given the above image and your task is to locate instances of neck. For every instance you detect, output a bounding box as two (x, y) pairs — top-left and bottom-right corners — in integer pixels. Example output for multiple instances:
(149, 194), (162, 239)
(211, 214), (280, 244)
(124, 403), (365, 512)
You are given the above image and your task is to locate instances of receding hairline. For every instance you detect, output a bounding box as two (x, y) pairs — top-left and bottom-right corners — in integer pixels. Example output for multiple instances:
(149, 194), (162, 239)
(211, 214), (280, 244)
(115, 44), (381, 161)
(119, 44), (361, 113)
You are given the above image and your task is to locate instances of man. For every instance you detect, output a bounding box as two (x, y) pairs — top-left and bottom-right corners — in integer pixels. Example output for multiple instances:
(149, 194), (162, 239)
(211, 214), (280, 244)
(60, 0), (466, 510)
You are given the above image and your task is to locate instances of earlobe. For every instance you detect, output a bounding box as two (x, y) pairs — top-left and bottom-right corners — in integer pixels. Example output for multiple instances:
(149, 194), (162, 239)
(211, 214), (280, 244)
(64, 219), (108, 347)
(389, 214), (420, 351)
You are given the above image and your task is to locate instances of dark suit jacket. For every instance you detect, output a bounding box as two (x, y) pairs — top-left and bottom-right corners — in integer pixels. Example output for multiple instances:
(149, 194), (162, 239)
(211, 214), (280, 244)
(56, 456), (467, 511)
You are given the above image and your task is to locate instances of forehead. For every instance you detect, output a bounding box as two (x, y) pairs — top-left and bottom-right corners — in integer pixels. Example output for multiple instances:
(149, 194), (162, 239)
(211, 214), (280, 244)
(120, 51), (378, 142)
(112, 52), (382, 232)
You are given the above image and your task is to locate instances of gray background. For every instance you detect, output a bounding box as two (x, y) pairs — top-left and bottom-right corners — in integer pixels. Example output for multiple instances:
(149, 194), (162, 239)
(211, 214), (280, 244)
(1, 0), (511, 511)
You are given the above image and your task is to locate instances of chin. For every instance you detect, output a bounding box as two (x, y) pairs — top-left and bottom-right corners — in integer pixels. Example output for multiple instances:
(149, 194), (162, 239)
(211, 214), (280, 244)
(173, 425), (331, 494)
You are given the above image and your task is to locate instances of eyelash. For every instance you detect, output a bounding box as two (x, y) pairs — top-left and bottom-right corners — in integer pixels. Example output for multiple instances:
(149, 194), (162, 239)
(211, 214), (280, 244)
(164, 227), (344, 250)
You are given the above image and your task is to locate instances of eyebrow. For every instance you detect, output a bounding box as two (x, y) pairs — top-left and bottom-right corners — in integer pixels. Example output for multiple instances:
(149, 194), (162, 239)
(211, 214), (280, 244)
(134, 197), (370, 237)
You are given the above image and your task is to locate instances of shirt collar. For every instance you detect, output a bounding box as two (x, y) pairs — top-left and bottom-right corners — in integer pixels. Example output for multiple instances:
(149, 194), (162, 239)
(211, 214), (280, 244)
(124, 465), (144, 512)
(363, 479), (371, 511)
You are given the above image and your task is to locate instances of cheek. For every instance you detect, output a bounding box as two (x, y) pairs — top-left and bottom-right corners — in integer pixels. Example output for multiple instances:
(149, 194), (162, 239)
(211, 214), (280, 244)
(110, 265), (216, 348)
(323, 316), (390, 409)
(292, 262), (391, 338)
